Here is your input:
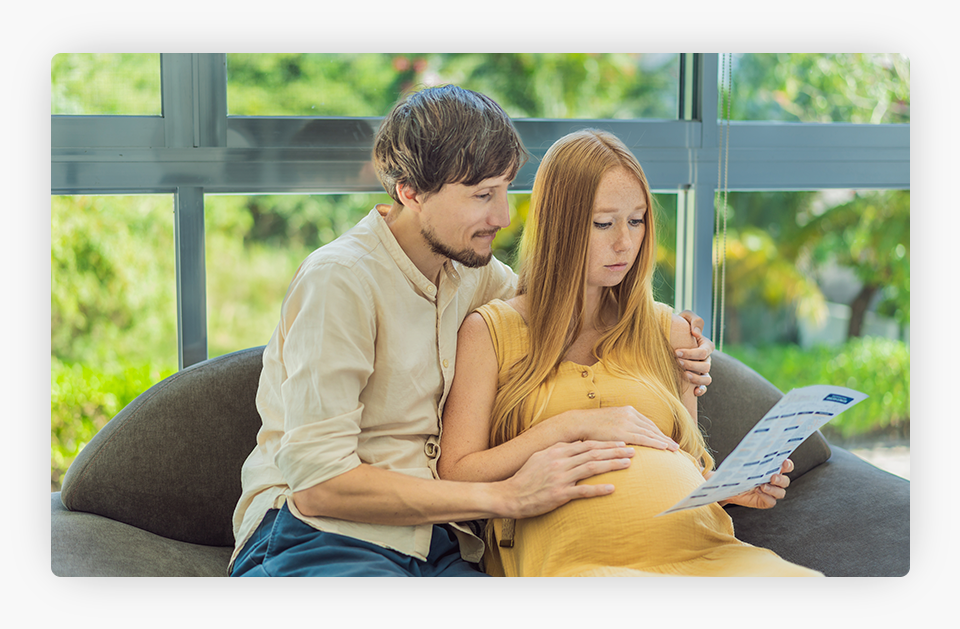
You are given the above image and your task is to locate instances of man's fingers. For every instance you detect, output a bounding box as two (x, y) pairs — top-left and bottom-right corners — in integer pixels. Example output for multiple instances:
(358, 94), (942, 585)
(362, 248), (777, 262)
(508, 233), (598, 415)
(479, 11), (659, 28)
(676, 347), (712, 362)
(684, 371), (713, 387)
(678, 310), (705, 337)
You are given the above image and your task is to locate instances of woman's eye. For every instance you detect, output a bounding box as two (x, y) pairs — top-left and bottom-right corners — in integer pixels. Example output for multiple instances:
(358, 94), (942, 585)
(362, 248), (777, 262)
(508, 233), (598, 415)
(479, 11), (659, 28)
(629, 219), (645, 227)
(593, 222), (612, 229)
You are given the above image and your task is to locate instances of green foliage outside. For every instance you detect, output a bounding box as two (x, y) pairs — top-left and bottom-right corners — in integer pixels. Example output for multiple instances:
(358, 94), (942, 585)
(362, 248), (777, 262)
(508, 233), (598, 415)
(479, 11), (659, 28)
(725, 337), (910, 441)
(729, 53), (909, 124)
(51, 53), (910, 490)
(51, 53), (161, 115)
(226, 53), (679, 119)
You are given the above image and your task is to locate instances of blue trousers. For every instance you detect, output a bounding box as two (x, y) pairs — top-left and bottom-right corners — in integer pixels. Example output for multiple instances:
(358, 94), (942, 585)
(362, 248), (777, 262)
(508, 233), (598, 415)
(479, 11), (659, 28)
(231, 504), (489, 577)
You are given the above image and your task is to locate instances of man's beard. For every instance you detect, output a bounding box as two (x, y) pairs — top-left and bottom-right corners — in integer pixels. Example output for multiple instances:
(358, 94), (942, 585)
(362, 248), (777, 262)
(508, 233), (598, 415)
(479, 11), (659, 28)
(420, 225), (494, 269)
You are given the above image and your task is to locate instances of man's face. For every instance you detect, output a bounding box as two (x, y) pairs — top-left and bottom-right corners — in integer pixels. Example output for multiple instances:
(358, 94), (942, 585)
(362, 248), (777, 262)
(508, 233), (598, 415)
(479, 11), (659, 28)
(416, 172), (513, 268)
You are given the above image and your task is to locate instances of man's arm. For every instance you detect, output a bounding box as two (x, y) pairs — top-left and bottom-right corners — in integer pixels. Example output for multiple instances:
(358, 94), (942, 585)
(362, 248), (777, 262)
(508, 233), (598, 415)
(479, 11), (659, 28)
(292, 441), (635, 524)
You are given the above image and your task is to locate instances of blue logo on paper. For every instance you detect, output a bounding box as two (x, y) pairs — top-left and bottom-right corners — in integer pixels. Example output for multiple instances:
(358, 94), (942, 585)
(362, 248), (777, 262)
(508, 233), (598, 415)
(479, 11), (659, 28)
(824, 393), (854, 404)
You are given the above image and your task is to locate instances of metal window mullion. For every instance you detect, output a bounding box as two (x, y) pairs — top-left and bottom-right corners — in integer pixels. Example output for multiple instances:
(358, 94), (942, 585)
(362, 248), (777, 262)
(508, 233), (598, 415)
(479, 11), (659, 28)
(163, 54), (210, 368)
(197, 54), (228, 147)
(673, 54), (721, 334)
(174, 187), (208, 369)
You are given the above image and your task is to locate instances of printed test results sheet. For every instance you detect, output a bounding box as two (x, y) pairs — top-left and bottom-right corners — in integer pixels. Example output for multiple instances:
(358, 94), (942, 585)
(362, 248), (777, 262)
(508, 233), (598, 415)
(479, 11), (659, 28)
(659, 385), (868, 516)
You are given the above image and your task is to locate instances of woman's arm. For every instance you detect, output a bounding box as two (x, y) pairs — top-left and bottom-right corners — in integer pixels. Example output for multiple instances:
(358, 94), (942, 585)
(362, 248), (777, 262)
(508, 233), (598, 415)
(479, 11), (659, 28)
(438, 312), (579, 482)
(439, 313), (677, 483)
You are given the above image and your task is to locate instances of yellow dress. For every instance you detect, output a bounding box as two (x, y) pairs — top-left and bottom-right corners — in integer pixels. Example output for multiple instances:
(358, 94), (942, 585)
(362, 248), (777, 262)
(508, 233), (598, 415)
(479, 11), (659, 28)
(475, 299), (821, 577)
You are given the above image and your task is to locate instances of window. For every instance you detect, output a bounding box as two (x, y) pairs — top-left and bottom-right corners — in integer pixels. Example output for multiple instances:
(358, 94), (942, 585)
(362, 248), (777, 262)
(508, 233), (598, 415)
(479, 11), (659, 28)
(52, 53), (910, 488)
(717, 189), (909, 442)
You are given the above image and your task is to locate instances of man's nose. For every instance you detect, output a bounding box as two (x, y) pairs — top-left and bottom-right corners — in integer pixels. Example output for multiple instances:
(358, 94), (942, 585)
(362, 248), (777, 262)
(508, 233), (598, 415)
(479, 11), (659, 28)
(490, 191), (511, 228)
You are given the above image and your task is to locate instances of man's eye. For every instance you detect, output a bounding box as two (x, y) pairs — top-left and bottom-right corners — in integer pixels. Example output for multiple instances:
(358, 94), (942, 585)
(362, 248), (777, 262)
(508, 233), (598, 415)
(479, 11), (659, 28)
(476, 193), (491, 200)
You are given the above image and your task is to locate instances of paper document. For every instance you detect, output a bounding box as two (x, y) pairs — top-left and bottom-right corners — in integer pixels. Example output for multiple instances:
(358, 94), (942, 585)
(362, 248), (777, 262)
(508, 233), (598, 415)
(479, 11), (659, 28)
(658, 385), (867, 516)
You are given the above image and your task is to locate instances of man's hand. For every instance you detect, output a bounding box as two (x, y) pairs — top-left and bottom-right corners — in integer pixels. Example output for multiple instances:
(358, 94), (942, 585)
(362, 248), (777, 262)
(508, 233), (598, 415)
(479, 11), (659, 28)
(500, 441), (635, 519)
(717, 459), (794, 510)
(676, 310), (715, 396)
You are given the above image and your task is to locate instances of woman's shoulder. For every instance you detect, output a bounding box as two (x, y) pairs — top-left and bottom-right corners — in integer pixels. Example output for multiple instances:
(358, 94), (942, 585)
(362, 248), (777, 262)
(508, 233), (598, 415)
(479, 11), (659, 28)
(651, 301), (674, 337)
(476, 295), (528, 327)
(472, 296), (529, 368)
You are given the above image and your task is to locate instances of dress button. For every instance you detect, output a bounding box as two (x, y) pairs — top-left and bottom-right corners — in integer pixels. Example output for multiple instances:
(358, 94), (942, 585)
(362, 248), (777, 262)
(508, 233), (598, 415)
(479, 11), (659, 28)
(587, 392), (596, 399)
(581, 370), (588, 378)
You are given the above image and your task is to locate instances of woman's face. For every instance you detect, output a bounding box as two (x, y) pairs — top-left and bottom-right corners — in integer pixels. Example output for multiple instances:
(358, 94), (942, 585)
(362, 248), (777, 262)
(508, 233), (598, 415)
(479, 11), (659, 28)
(585, 166), (647, 294)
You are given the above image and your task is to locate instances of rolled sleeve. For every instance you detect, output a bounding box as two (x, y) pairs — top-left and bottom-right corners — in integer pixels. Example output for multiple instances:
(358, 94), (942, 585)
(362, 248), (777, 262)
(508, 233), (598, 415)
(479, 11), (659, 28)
(272, 262), (376, 492)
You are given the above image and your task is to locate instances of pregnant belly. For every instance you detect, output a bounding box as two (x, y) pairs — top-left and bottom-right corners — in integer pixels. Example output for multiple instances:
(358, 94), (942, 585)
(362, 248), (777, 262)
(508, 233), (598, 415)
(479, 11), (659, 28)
(569, 446), (708, 521)
(503, 446), (738, 574)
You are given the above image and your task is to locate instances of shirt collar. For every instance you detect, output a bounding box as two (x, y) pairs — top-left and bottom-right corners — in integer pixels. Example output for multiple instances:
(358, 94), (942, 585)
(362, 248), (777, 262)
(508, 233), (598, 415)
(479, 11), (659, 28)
(367, 207), (450, 302)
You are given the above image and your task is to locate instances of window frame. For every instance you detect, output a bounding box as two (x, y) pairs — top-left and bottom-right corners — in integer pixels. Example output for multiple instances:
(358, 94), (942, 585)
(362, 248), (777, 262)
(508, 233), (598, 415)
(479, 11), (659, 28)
(51, 53), (910, 369)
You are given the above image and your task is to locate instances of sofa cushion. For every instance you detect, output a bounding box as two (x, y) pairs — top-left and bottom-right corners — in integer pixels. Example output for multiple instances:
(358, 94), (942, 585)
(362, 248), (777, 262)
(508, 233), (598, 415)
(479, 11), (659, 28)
(52, 493), (232, 576)
(725, 447), (910, 576)
(59, 347), (265, 547)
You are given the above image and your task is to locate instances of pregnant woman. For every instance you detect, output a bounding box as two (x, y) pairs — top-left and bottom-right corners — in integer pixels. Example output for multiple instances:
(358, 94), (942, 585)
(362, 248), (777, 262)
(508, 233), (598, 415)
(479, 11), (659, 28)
(438, 129), (821, 577)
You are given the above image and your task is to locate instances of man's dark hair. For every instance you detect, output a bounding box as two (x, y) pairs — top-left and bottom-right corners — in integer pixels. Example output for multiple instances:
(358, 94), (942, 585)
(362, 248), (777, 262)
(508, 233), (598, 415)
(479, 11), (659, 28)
(374, 85), (528, 204)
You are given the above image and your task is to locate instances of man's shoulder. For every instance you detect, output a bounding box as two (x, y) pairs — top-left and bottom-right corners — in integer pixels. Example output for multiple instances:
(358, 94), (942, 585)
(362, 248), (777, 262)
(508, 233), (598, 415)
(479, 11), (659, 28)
(295, 214), (391, 280)
(456, 255), (518, 301)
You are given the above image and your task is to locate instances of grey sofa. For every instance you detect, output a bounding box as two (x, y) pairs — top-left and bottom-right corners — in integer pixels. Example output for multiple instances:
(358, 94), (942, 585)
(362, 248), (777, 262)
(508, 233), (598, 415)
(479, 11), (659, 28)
(51, 348), (909, 577)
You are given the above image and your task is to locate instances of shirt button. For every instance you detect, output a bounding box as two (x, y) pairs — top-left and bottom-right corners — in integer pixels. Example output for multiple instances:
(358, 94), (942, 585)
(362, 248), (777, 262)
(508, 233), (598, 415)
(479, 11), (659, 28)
(581, 371), (588, 378)
(425, 441), (440, 458)
(442, 359), (449, 368)
(587, 392), (596, 399)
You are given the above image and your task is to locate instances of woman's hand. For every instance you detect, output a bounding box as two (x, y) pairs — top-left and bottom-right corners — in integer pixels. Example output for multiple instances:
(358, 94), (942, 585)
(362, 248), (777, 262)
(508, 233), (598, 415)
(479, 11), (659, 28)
(715, 459), (795, 509)
(675, 310), (714, 397)
(557, 406), (679, 452)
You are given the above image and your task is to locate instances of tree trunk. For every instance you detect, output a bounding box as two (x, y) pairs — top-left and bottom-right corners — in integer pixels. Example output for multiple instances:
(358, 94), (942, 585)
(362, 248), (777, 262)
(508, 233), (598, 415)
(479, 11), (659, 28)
(847, 284), (879, 339)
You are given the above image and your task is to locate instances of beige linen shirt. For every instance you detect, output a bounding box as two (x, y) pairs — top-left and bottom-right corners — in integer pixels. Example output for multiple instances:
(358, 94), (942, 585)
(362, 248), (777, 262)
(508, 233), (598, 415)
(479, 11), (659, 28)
(230, 207), (516, 571)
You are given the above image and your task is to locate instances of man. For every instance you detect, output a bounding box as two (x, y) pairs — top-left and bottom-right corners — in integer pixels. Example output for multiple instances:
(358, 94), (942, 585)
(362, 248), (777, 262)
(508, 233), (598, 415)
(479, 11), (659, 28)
(230, 85), (714, 577)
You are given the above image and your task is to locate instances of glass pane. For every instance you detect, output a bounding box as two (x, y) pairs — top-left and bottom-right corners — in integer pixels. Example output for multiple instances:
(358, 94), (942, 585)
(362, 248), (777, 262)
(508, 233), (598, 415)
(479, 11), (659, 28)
(204, 193), (390, 359)
(725, 53), (909, 124)
(652, 193), (678, 308)
(52, 195), (177, 490)
(226, 53), (679, 119)
(715, 190), (909, 451)
(51, 53), (162, 115)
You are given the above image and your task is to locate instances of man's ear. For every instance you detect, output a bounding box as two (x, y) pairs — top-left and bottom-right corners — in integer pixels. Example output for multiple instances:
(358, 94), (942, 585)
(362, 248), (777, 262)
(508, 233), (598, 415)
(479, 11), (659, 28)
(396, 182), (423, 213)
